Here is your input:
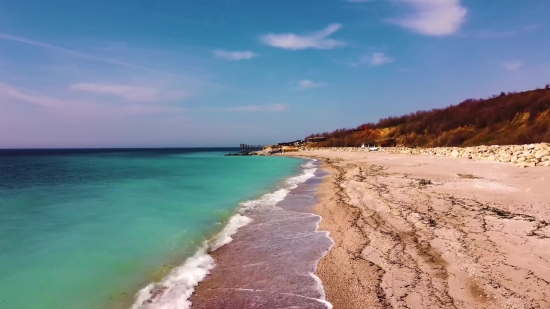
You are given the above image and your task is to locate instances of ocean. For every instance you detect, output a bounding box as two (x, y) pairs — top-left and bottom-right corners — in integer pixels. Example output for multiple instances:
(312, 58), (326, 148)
(0, 148), (323, 309)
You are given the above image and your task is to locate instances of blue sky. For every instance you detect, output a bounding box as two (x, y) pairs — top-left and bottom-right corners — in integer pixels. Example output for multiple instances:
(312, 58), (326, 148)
(1, 0), (549, 148)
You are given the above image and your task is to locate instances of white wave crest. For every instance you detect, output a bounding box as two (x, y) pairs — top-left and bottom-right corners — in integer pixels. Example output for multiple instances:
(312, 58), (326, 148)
(131, 159), (319, 309)
(208, 214), (252, 251)
(286, 160), (318, 189)
(310, 272), (333, 309)
(131, 214), (252, 309)
(240, 188), (290, 211)
(131, 246), (214, 309)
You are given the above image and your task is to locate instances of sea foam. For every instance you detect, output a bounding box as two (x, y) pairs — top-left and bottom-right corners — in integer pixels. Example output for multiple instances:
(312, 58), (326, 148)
(131, 213), (253, 309)
(131, 159), (319, 309)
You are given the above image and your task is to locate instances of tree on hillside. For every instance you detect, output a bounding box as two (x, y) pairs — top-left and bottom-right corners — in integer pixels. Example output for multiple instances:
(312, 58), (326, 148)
(306, 88), (550, 147)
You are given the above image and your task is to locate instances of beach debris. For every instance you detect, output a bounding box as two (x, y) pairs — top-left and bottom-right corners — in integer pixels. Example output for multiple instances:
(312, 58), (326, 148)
(418, 179), (432, 186)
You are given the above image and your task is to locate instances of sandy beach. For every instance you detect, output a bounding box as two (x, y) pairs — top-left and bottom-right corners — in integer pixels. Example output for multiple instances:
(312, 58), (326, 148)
(283, 150), (550, 309)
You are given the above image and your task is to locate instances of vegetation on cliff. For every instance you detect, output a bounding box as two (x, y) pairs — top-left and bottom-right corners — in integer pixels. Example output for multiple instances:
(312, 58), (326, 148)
(306, 86), (550, 147)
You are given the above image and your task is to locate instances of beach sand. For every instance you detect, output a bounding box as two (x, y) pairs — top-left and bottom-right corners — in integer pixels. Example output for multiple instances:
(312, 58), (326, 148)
(283, 150), (550, 309)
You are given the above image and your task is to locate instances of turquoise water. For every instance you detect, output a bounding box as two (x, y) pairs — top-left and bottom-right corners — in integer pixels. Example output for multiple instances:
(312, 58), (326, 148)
(0, 149), (302, 309)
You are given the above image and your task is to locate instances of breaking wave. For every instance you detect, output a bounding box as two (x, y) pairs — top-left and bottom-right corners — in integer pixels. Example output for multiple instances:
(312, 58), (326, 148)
(130, 159), (318, 309)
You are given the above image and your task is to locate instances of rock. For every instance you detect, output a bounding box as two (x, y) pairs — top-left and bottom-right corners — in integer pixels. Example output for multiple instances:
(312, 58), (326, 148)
(317, 143), (548, 168)
(535, 150), (550, 159)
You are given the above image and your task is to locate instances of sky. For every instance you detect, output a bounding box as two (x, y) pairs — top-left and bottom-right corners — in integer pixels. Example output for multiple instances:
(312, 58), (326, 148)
(1, 0), (549, 148)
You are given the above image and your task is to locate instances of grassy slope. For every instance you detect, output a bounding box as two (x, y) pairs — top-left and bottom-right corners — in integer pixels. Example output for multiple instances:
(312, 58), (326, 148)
(307, 87), (550, 147)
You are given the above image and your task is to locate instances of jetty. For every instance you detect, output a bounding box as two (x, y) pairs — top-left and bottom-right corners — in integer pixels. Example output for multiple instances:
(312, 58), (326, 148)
(225, 144), (265, 156)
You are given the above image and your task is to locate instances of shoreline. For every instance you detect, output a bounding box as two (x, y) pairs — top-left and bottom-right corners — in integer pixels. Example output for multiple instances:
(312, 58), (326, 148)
(189, 158), (333, 308)
(148, 158), (334, 309)
(281, 150), (550, 308)
(129, 156), (323, 309)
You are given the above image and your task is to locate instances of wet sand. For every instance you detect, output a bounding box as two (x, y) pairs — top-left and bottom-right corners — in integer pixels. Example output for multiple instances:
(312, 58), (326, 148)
(283, 150), (550, 309)
(190, 160), (333, 309)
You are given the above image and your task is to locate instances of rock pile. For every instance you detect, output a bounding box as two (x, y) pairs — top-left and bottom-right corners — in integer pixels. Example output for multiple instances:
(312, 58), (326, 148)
(307, 143), (550, 168)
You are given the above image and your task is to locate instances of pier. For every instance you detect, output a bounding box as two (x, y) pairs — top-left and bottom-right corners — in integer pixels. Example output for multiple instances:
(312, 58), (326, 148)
(240, 144), (264, 154)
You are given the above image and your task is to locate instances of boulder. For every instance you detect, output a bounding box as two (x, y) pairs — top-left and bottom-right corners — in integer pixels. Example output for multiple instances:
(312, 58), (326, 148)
(534, 150), (550, 159)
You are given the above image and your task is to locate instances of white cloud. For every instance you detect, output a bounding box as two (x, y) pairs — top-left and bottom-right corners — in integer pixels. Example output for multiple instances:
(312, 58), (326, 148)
(391, 0), (467, 36)
(261, 24), (345, 50)
(503, 61), (523, 71)
(0, 83), (66, 109)
(352, 52), (395, 66)
(0, 33), (257, 95)
(214, 50), (258, 60)
(296, 80), (328, 90)
(70, 83), (189, 103)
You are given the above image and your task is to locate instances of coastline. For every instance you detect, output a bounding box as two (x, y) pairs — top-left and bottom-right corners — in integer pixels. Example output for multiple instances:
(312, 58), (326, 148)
(132, 157), (334, 309)
(188, 158), (333, 308)
(281, 150), (550, 308)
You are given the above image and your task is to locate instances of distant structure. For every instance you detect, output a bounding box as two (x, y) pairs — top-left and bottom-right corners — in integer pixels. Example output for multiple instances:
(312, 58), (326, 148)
(240, 144), (264, 154)
(361, 139), (397, 148)
(278, 140), (305, 147)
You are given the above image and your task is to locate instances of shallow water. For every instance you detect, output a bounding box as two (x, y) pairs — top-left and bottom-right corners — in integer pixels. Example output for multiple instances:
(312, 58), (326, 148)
(0, 149), (303, 309)
(189, 160), (334, 309)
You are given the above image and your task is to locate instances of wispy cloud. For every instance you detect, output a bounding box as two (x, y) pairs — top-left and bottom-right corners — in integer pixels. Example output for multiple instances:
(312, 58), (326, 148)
(0, 33), (177, 76)
(296, 79), (328, 90)
(261, 24), (345, 50)
(503, 61), (523, 71)
(0, 83), (186, 116)
(352, 52), (395, 66)
(0, 33), (267, 98)
(214, 50), (258, 60)
(470, 24), (543, 39)
(228, 104), (289, 112)
(0, 83), (66, 109)
(70, 83), (189, 103)
(390, 0), (467, 36)
(202, 104), (289, 112)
